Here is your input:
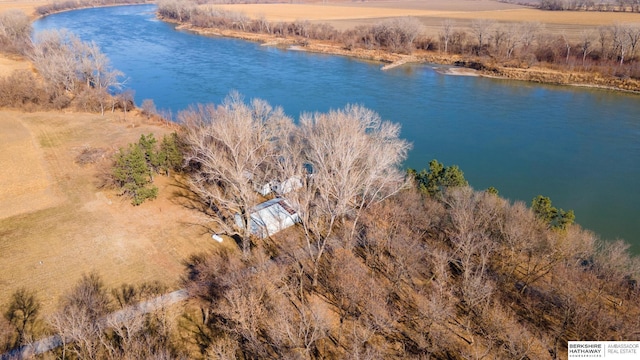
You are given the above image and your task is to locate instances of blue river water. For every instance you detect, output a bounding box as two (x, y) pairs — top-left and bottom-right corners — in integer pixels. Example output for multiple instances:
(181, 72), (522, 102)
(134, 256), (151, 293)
(33, 4), (640, 250)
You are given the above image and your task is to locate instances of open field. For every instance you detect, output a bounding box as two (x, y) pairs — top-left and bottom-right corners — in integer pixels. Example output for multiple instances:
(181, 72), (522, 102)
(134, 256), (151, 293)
(0, 0), (48, 16)
(0, 111), (223, 314)
(0, 54), (31, 78)
(212, 0), (640, 39)
(212, 0), (640, 25)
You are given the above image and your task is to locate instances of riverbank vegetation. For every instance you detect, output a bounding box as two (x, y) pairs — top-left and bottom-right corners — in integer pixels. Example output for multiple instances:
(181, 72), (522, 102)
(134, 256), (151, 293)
(34, 0), (150, 17)
(157, 0), (640, 92)
(503, 0), (640, 12)
(176, 97), (639, 358)
(1, 10), (133, 113)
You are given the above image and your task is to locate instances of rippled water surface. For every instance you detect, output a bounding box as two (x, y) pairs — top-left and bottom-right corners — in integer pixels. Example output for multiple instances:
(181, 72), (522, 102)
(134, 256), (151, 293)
(34, 5), (640, 250)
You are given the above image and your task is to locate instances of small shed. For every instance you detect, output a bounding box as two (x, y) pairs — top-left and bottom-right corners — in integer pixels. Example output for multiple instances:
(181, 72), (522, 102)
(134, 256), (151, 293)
(235, 198), (300, 238)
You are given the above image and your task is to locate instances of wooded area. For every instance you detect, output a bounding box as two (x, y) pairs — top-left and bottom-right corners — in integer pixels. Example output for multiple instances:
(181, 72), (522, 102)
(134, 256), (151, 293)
(505, 0), (640, 12)
(2, 94), (638, 359)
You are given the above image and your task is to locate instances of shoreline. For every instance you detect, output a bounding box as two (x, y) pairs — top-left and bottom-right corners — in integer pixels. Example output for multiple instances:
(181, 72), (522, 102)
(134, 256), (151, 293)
(168, 17), (640, 95)
(2, 2), (639, 96)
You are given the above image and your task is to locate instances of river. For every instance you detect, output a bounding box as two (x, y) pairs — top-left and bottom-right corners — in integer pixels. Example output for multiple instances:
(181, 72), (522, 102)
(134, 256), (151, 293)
(33, 4), (640, 251)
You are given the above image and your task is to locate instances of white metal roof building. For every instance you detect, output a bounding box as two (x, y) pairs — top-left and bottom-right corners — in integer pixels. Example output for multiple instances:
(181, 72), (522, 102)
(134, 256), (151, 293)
(235, 198), (300, 239)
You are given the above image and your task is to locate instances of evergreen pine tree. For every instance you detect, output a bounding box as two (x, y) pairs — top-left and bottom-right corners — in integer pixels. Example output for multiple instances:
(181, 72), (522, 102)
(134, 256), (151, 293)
(113, 143), (158, 205)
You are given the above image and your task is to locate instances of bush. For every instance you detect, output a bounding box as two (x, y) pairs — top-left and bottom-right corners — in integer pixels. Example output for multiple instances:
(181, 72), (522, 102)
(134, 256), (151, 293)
(0, 10), (32, 55)
(408, 159), (468, 197)
(0, 70), (49, 110)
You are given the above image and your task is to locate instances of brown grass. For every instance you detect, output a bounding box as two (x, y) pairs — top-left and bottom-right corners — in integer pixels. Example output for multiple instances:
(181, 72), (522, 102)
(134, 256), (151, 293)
(0, 111), (61, 220)
(0, 110), (222, 314)
(211, 0), (640, 39)
(0, 0), (50, 17)
(0, 55), (31, 77)
(213, 0), (640, 25)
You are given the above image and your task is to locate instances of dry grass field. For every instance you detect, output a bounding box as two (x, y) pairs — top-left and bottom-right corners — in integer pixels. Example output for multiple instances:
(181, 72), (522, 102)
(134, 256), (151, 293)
(212, 0), (640, 39)
(0, 0), (48, 16)
(0, 55), (30, 78)
(0, 111), (223, 314)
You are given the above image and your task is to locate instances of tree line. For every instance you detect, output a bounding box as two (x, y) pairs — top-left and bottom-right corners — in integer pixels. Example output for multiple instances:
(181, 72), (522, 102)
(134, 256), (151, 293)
(503, 0), (640, 13)
(34, 0), (150, 18)
(157, 0), (640, 82)
(0, 10), (134, 112)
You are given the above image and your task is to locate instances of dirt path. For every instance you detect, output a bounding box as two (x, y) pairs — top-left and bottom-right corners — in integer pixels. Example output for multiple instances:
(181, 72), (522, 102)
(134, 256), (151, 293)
(1, 289), (189, 359)
(0, 111), (61, 219)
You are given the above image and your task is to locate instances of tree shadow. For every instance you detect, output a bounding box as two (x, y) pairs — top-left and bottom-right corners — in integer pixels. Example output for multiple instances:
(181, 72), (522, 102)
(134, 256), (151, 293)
(167, 175), (208, 212)
(165, 175), (222, 235)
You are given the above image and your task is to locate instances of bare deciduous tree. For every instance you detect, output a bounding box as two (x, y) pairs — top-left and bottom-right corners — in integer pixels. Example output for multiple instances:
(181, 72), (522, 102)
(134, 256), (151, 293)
(470, 19), (495, 55)
(579, 30), (595, 66)
(76, 40), (124, 115)
(371, 17), (423, 53)
(31, 29), (80, 95)
(561, 32), (572, 64)
(49, 273), (111, 360)
(4, 288), (41, 348)
(286, 104), (410, 285)
(519, 22), (542, 54)
(440, 20), (454, 54)
(502, 23), (522, 59)
(116, 89), (135, 118)
(598, 25), (611, 59)
(0, 10), (31, 54)
(30, 29), (124, 110)
(181, 92), (293, 256)
(611, 23), (631, 64)
(625, 23), (640, 59)
(269, 293), (329, 358)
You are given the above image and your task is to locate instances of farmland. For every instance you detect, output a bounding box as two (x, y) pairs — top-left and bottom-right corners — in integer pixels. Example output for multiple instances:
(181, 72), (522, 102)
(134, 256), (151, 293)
(209, 0), (640, 40)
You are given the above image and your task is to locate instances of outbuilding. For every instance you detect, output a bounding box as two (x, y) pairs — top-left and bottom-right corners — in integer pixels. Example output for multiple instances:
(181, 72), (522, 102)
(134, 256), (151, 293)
(235, 198), (300, 238)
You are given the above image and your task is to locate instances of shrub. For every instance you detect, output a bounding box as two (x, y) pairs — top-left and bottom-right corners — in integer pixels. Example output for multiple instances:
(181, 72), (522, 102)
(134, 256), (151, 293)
(0, 70), (49, 110)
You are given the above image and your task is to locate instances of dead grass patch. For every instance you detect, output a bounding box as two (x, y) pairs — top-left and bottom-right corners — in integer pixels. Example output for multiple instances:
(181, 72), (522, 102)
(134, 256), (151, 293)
(0, 54), (31, 77)
(0, 110), (219, 314)
(210, 1), (640, 39)
(0, 0), (50, 17)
